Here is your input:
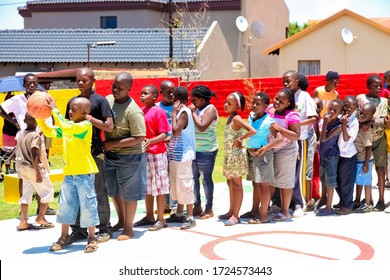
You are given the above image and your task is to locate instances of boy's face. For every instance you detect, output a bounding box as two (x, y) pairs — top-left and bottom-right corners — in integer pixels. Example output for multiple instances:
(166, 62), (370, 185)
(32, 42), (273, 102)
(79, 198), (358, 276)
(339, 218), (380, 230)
(327, 101), (342, 120)
(251, 96), (267, 114)
(160, 85), (174, 104)
(24, 76), (38, 95)
(343, 100), (356, 117)
(76, 72), (95, 93)
(140, 87), (156, 106)
(358, 107), (374, 123)
(367, 78), (382, 96)
(24, 114), (37, 129)
(282, 73), (299, 93)
(112, 78), (131, 101)
(315, 100), (323, 115)
(68, 101), (85, 122)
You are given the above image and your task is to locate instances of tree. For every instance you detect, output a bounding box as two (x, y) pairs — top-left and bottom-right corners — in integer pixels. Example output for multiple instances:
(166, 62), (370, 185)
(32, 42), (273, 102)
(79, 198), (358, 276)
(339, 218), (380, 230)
(162, 1), (210, 84)
(288, 21), (310, 37)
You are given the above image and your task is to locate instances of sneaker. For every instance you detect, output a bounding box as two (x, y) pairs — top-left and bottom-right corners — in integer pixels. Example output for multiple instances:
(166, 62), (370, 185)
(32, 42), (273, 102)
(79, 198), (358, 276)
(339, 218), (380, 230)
(267, 204), (281, 214)
(224, 216), (241, 226)
(96, 232), (112, 243)
(165, 213), (185, 223)
(355, 203), (373, 213)
(332, 202), (341, 209)
(239, 211), (258, 219)
(70, 230), (88, 243)
(353, 200), (361, 210)
(200, 209), (214, 220)
(314, 199), (326, 211)
(37, 207), (56, 216)
(374, 201), (386, 212)
(293, 205), (305, 218)
(180, 218), (196, 230)
(193, 205), (202, 216)
(335, 207), (352, 215)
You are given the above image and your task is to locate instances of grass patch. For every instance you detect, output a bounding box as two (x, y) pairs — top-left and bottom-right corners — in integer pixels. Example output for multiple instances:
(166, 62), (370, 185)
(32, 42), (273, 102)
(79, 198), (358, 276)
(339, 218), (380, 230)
(0, 117), (228, 221)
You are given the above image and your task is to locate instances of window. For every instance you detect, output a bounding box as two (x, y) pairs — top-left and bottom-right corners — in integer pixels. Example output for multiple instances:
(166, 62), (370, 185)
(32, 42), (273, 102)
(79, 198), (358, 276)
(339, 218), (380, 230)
(298, 60), (320, 76)
(101, 16), (117, 29)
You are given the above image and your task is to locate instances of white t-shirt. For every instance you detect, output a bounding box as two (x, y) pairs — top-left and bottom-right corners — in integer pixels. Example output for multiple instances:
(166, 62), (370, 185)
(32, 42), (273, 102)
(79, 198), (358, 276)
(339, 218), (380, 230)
(295, 90), (317, 140)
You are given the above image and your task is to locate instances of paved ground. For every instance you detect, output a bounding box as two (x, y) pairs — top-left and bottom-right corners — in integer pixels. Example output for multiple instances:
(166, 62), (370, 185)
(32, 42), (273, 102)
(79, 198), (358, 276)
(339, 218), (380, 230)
(1, 179), (390, 279)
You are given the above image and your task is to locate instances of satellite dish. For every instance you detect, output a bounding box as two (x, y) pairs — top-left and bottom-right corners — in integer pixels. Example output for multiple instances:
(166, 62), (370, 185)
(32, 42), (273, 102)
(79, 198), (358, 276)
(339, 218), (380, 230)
(236, 16), (249, 32)
(341, 27), (354, 44)
(250, 20), (266, 38)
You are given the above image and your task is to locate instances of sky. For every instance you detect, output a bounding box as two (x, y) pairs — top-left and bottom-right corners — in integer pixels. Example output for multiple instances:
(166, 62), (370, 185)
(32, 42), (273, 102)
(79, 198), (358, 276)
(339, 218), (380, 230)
(1, 0), (390, 29)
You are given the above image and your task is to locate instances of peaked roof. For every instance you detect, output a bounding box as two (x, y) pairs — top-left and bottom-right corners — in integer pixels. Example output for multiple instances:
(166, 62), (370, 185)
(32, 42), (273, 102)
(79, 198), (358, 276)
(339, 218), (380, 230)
(0, 28), (208, 63)
(264, 9), (390, 55)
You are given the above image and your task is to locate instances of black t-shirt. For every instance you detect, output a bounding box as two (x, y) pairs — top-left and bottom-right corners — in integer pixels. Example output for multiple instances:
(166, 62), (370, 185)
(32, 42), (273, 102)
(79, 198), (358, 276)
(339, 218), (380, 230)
(2, 113), (18, 136)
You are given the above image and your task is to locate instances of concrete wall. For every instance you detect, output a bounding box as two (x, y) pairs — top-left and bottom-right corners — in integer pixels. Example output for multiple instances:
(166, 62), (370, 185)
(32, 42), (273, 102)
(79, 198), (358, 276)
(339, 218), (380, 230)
(278, 14), (390, 75)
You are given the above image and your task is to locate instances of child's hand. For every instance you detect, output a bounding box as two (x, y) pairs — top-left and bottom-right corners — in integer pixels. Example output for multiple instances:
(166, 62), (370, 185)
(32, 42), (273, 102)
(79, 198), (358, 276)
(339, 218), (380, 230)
(188, 103), (196, 112)
(270, 123), (281, 134)
(233, 138), (243, 148)
(341, 114), (349, 126)
(35, 172), (43, 183)
(46, 96), (57, 110)
(102, 140), (114, 152)
(253, 147), (265, 157)
(144, 138), (152, 150)
(323, 113), (331, 123)
(362, 164), (368, 174)
(172, 100), (181, 115)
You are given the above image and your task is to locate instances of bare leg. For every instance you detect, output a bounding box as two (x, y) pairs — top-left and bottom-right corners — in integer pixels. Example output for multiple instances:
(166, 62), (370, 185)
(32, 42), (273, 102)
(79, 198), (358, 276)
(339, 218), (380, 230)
(364, 186), (372, 205)
(145, 195), (156, 222)
(259, 183), (270, 221)
(251, 182), (260, 213)
(118, 200), (137, 240)
(280, 188), (293, 218)
(231, 177), (243, 218)
(355, 185), (363, 203)
(376, 166), (385, 203)
(111, 195), (124, 231)
(35, 202), (49, 225)
(186, 204), (193, 217)
(18, 204), (30, 229)
(156, 194), (166, 223)
(325, 188), (334, 210)
(305, 179), (313, 205)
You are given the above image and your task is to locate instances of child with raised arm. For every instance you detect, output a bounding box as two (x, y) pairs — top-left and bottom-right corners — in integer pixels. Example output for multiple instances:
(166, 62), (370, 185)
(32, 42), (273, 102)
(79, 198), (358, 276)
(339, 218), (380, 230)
(316, 99), (343, 216)
(355, 103), (376, 213)
(16, 113), (54, 231)
(219, 92), (256, 226)
(38, 97), (99, 253)
(243, 92), (282, 224)
(165, 86), (196, 230)
(334, 96), (359, 215)
(134, 85), (170, 231)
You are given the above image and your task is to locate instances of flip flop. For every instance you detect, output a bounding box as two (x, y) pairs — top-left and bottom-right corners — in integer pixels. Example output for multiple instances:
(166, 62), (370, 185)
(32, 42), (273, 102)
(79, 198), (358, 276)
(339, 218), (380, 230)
(17, 224), (39, 231)
(272, 213), (291, 222)
(37, 222), (55, 229)
(148, 221), (167, 231)
(248, 218), (271, 224)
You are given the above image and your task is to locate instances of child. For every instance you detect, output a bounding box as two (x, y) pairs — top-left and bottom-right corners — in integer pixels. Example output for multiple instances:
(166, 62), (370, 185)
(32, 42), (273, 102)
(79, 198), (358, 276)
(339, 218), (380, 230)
(316, 99), (343, 216)
(157, 80), (176, 214)
(134, 85), (170, 231)
(66, 67), (114, 244)
(15, 112), (54, 231)
(266, 88), (301, 221)
(355, 103), (376, 213)
(220, 91), (256, 226)
(165, 86), (197, 230)
(103, 72), (146, 241)
(38, 97), (100, 253)
(356, 75), (388, 211)
(189, 85), (219, 219)
(313, 71), (340, 118)
(334, 96), (359, 215)
(243, 92), (282, 224)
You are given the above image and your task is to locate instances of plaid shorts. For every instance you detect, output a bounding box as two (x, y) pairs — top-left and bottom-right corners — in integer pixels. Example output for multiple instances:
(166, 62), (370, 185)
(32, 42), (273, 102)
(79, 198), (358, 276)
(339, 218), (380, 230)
(146, 152), (169, 196)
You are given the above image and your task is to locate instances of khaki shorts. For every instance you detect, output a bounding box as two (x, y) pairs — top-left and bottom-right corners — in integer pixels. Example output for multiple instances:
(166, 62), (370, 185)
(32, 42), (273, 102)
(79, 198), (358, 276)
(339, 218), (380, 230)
(372, 135), (387, 167)
(169, 160), (194, 205)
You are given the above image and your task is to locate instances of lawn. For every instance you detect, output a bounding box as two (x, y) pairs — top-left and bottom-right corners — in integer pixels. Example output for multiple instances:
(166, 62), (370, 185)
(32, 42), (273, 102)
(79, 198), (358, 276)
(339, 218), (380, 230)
(0, 117), (228, 221)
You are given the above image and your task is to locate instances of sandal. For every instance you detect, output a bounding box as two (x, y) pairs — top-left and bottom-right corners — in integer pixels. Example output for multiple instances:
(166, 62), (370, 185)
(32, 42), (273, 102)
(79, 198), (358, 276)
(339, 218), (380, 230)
(272, 213), (291, 222)
(217, 212), (231, 220)
(248, 218), (271, 224)
(224, 216), (240, 226)
(148, 221), (167, 231)
(133, 216), (155, 227)
(49, 235), (73, 251)
(84, 239), (98, 253)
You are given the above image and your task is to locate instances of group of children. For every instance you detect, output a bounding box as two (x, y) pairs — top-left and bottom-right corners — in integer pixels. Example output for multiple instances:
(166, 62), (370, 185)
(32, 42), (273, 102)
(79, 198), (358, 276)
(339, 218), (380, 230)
(6, 69), (390, 254)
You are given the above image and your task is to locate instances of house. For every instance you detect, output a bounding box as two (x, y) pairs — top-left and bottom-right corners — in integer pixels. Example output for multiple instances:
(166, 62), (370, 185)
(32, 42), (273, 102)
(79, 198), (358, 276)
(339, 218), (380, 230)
(0, 0), (289, 79)
(264, 9), (390, 76)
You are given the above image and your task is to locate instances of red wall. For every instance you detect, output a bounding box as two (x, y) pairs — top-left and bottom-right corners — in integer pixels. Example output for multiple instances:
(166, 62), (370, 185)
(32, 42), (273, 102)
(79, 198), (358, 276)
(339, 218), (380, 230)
(95, 72), (385, 118)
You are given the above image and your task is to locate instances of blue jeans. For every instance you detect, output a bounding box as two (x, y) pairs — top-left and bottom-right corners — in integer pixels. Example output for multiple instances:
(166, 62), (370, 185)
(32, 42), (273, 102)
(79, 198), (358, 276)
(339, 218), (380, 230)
(192, 150), (218, 210)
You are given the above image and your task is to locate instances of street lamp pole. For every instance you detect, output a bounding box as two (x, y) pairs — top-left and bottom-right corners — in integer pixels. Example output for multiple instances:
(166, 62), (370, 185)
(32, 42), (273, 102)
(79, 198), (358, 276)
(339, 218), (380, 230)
(86, 41), (117, 68)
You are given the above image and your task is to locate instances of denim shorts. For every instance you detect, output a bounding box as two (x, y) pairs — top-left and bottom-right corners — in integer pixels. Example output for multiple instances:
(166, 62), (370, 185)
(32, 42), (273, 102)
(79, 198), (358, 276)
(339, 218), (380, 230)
(320, 156), (339, 188)
(105, 151), (146, 201)
(56, 174), (99, 228)
(355, 160), (373, 186)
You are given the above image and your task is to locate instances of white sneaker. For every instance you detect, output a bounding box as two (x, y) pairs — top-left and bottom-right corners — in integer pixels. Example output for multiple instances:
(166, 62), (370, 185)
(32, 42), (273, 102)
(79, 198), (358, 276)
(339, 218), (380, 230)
(293, 205), (305, 218)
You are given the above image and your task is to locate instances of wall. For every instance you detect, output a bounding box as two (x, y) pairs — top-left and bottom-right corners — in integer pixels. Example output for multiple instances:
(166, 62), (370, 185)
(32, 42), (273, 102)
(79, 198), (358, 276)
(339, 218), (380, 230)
(0, 73), (382, 156)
